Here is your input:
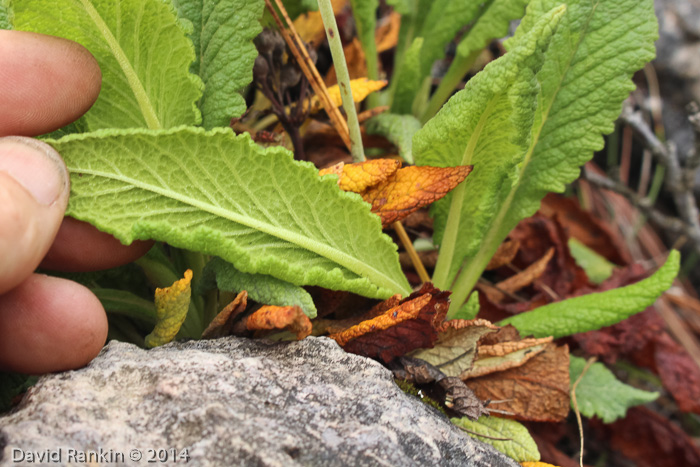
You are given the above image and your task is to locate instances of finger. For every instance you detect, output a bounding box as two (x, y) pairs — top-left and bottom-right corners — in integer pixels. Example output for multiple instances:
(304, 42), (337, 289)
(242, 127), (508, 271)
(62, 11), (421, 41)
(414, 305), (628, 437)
(0, 137), (69, 294)
(41, 217), (154, 272)
(0, 30), (101, 137)
(0, 274), (108, 374)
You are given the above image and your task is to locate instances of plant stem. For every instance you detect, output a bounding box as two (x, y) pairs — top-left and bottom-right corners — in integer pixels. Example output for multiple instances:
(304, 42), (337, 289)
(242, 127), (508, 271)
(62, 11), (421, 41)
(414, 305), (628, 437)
(317, 0), (366, 162)
(422, 50), (480, 124)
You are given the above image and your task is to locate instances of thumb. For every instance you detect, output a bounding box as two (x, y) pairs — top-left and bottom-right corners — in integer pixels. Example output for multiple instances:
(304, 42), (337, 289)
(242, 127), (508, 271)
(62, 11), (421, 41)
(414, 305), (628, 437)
(0, 136), (69, 294)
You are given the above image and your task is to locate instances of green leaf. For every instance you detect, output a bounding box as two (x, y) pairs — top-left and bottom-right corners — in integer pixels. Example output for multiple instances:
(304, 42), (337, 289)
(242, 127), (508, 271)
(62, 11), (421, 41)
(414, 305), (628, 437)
(390, 37), (423, 114)
(170, 0), (264, 129)
(0, 0), (11, 29)
(570, 356), (658, 423)
(451, 416), (540, 462)
(456, 0), (529, 58)
(92, 288), (157, 325)
(568, 238), (616, 284)
(415, 6), (565, 295)
(11, 0), (203, 130)
(49, 127), (410, 300)
(201, 257), (317, 318)
(385, 0), (410, 15)
(499, 250), (679, 338)
(365, 113), (421, 164)
(451, 291), (480, 320)
(420, 0), (658, 313)
(350, 0), (379, 84)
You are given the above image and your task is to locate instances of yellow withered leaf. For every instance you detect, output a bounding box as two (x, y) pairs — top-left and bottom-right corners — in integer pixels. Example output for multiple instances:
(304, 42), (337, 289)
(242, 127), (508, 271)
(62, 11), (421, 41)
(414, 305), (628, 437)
(308, 78), (388, 113)
(320, 159), (401, 193)
(145, 270), (193, 348)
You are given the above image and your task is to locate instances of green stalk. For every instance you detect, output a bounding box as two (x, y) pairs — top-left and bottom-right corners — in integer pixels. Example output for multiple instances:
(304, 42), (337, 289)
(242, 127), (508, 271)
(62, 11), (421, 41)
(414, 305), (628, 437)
(422, 49), (480, 124)
(318, 0), (366, 162)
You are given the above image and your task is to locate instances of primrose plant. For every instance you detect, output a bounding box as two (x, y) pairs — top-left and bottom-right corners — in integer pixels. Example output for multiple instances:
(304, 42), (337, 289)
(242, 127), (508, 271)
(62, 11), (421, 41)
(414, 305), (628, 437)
(0, 0), (678, 349)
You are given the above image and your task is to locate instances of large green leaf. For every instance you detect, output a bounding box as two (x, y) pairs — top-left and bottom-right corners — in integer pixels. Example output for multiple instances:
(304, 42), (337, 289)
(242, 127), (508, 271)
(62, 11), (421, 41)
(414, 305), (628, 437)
(11, 0), (203, 130)
(170, 0), (264, 129)
(201, 257), (317, 318)
(423, 0), (531, 121)
(499, 250), (679, 338)
(570, 356), (658, 423)
(48, 127), (411, 299)
(417, 0), (658, 312)
(414, 6), (564, 306)
(451, 416), (540, 462)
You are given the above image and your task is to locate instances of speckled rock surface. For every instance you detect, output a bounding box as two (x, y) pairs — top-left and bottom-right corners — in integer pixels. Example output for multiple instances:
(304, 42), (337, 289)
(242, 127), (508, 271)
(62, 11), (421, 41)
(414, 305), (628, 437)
(0, 337), (517, 467)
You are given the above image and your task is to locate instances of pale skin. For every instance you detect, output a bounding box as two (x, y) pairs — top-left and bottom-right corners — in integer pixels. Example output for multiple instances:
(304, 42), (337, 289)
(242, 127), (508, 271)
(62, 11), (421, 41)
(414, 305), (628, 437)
(0, 30), (152, 374)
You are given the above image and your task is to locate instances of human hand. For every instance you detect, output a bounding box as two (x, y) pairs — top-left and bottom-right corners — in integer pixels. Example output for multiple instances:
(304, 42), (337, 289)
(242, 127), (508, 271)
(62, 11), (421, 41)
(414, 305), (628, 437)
(0, 30), (152, 374)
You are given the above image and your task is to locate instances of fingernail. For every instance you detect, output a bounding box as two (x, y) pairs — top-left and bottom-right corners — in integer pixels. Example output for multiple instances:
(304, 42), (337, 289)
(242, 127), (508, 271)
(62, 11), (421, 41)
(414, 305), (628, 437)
(0, 136), (68, 206)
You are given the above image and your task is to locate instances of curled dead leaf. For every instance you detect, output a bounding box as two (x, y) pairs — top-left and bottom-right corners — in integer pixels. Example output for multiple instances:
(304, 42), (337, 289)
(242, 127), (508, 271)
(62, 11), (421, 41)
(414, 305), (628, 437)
(463, 337), (554, 379)
(486, 239), (521, 271)
(201, 291), (248, 339)
(482, 248), (555, 303)
(246, 305), (312, 340)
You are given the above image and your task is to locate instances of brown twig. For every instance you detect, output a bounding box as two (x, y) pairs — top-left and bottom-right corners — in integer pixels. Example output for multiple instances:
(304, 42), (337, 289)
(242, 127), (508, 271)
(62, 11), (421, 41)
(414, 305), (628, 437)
(265, 0), (352, 150)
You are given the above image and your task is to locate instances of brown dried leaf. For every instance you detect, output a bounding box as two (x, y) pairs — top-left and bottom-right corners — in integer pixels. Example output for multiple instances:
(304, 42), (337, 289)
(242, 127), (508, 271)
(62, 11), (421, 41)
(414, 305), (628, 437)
(486, 239), (521, 271)
(376, 11), (400, 53)
(362, 165), (473, 227)
(324, 39), (370, 85)
(246, 305), (312, 340)
(466, 343), (570, 422)
(463, 337), (554, 379)
(410, 319), (498, 378)
(653, 332), (700, 414)
(485, 248), (555, 303)
(601, 406), (700, 467)
(334, 283), (451, 363)
(437, 376), (487, 420)
(201, 291), (248, 339)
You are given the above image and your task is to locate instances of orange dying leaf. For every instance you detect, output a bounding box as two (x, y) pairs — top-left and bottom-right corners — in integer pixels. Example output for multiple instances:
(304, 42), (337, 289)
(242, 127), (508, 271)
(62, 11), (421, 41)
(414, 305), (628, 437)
(246, 305), (312, 340)
(329, 294), (431, 347)
(361, 165), (473, 227)
(320, 159), (401, 193)
(309, 78), (388, 113)
(335, 283), (451, 363)
(201, 291), (248, 339)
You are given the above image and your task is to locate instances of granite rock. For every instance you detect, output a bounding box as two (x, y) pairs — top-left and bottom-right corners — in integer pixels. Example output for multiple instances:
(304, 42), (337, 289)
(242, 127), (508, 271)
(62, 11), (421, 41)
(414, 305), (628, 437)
(0, 337), (518, 467)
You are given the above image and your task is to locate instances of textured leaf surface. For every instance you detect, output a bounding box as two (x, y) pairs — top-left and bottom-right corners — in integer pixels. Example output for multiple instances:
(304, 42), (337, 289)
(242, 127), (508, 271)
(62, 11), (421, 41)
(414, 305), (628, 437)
(463, 337), (553, 379)
(11, 0), (203, 130)
(366, 113), (421, 164)
(145, 270), (193, 348)
(0, 0), (10, 29)
(451, 416), (540, 462)
(570, 356), (658, 423)
(500, 251), (679, 338)
(171, 0), (264, 128)
(320, 159), (400, 193)
(50, 127), (410, 299)
(568, 238), (615, 284)
(415, 7), (564, 293)
(201, 257), (317, 318)
(456, 0), (529, 58)
(419, 0), (658, 314)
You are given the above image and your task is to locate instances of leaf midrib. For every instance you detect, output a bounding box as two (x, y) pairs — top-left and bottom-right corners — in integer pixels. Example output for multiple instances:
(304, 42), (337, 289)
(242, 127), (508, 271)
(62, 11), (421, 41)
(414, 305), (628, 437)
(70, 166), (410, 296)
(78, 0), (161, 129)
